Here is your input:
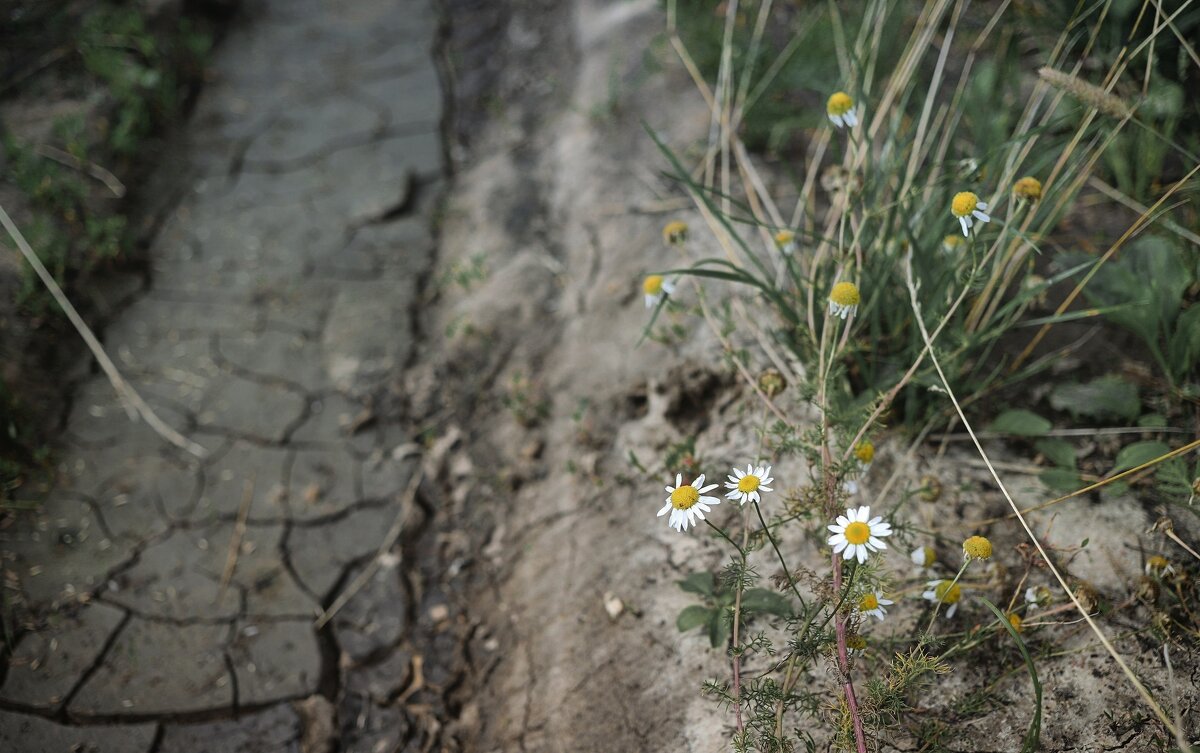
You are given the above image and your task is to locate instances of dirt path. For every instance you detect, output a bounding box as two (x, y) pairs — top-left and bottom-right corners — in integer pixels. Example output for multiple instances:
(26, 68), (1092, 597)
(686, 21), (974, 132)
(1, 1), (469, 749)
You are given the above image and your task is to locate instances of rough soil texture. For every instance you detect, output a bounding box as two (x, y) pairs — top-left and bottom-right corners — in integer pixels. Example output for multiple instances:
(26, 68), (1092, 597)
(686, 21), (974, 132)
(3, 0), (1198, 751)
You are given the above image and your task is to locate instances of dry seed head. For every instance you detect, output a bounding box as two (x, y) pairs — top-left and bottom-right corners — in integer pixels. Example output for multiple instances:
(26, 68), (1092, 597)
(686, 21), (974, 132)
(758, 368), (787, 397)
(1038, 67), (1131, 119)
(918, 475), (942, 502)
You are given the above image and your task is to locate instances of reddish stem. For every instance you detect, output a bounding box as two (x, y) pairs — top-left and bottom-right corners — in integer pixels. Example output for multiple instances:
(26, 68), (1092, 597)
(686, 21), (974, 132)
(832, 552), (868, 753)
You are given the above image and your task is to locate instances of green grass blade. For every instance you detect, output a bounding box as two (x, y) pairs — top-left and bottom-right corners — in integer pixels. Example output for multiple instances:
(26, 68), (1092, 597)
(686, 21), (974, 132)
(981, 597), (1042, 753)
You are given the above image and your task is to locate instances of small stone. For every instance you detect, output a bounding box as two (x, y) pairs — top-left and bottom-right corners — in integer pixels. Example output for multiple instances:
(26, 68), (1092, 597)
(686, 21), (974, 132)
(428, 604), (450, 622)
(603, 592), (624, 620)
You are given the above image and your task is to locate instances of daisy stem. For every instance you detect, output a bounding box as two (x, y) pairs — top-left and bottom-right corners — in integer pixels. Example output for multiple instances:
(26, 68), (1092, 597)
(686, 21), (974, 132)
(753, 502), (808, 612)
(703, 518), (744, 557)
(832, 553), (868, 753)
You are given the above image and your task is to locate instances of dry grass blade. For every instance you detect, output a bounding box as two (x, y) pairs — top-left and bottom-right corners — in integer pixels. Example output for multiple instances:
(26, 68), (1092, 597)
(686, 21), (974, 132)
(0, 202), (207, 459)
(904, 253), (1182, 740)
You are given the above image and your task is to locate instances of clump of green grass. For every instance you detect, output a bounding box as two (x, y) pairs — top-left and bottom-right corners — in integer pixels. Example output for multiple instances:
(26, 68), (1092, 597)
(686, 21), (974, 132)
(635, 0), (1200, 750)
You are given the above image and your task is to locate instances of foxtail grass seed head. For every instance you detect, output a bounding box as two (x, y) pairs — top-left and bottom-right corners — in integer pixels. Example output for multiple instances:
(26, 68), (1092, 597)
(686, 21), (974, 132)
(923, 579), (963, 618)
(1024, 585), (1051, 610)
(1013, 176), (1043, 202)
(658, 473), (720, 533)
(853, 441), (874, 471)
(951, 191), (990, 237)
(1007, 612), (1023, 632)
(827, 505), (892, 563)
(941, 234), (965, 254)
(758, 368), (786, 397)
(642, 275), (674, 309)
(826, 91), (858, 128)
(828, 281), (860, 319)
(662, 220), (688, 245)
(724, 463), (774, 506)
(911, 545), (936, 570)
(1038, 66), (1132, 119)
(774, 229), (797, 254)
(962, 535), (993, 562)
(857, 591), (894, 621)
(1145, 555), (1176, 578)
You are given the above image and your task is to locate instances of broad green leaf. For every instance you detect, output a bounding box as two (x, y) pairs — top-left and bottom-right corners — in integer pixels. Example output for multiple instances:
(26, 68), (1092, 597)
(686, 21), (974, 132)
(676, 605), (712, 633)
(1168, 304), (1200, 379)
(741, 588), (793, 619)
(1048, 375), (1140, 422)
(1138, 413), (1168, 428)
(707, 607), (731, 648)
(1039, 468), (1082, 492)
(1035, 438), (1076, 469)
(678, 571), (714, 596)
(988, 409), (1051, 437)
(1111, 440), (1171, 475)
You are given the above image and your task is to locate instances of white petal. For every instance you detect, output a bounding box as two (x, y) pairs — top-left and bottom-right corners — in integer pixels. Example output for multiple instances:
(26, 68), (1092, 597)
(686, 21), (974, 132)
(868, 537), (888, 550)
(829, 113), (843, 127)
(675, 473), (682, 488)
(959, 217), (970, 236)
(726, 490), (741, 499)
(868, 516), (882, 526)
(698, 484), (718, 494)
(842, 545), (856, 560)
(973, 210), (990, 223)
(734, 468), (745, 479)
(976, 201), (988, 210)
(836, 515), (850, 527)
(700, 496), (720, 505)
(694, 474), (705, 487)
(856, 548), (868, 564)
(947, 603), (958, 618)
(759, 485), (773, 492)
(658, 503), (671, 517)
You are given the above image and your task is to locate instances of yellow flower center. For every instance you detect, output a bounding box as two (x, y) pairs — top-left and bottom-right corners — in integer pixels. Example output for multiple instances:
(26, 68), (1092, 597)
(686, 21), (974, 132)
(737, 475), (760, 493)
(917, 546), (935, 567)
(951, 191), (979, 217)
(846, 635), (867, 651)
(844, 521), (870, 545)
(643, 275), (664, 296)
(1013, 176), (1042, 201)
(662, 221), (688, 243)
(854, 442), (875, 464)
(774, 230), (795, 245)
(827, 91), (853, 116)
(963, 535), (993, 560)
(934, 580), (962, 604)
(1147, 555), (1169, 571)
(1007, 613), (1023, 632)
(829, 281), (860, 307)
(670, 485), (699, 510)
(942, 234), (965, 250)
(859, 593), (879, 611)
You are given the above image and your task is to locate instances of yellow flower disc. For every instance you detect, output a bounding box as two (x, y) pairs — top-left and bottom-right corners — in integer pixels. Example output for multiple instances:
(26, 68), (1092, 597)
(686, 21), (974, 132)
(963, 535), (993, 561)
(951, 191), (979, 217)
(643, 275), (664, 295)
(827, 91), (854, 116)
(829, 281), (860, 307)
(1013, 176), (1043, 201)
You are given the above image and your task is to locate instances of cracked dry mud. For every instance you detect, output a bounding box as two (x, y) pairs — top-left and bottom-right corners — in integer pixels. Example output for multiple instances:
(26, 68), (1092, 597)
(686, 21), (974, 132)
(2, 0), (461, 749)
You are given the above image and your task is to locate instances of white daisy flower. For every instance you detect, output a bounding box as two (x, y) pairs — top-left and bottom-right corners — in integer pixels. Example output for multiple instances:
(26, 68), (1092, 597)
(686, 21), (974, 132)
(826, 91), (858, 128)
(950, 191), (990, 237)
(827, 505), (892, 564)
(852, 441), (874, 472)
(857, 591), (894, 621)
(658, 473), (720, 533)
(828, 281), (860, 320)
(1145, 555), (1176, 578)
(842, 479), (859, 495)
(642, 275), (675, 308)
(724, 463), (774, 506)
(910, 545), (936, 573)
(923, 579), (963, 618)
(1024, 585), (1051, 610)
(774, 229), (797, 255)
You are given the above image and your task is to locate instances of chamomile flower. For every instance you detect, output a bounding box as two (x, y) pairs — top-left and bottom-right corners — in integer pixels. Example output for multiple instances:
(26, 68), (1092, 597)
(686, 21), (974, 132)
(853, 441), (875, 472)
(941, 234), (965, 254)
(642, 275), (675, 308)
(826, 91), (858, 128)
(828, 281), (860, 320)
(1145, 555), (1176, 578)
(663, 220), (688, 245)
(1006, 612), (1024, 632)
(857, 591), (893, 621)
(910, 545), (936, 572)
(774, 229), (797, 254)
(724, 463), (774, 505)
(827, 505), (892, 563)
(962, 535), (993, 562)
(1013, 176), (1043, 202)
(950, 191), (990, 237)
(1024, 585), (1051, 610)
(658, 473), (720, 533)
(845, 634), (867, 656)
(922, 579), (963, 618)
